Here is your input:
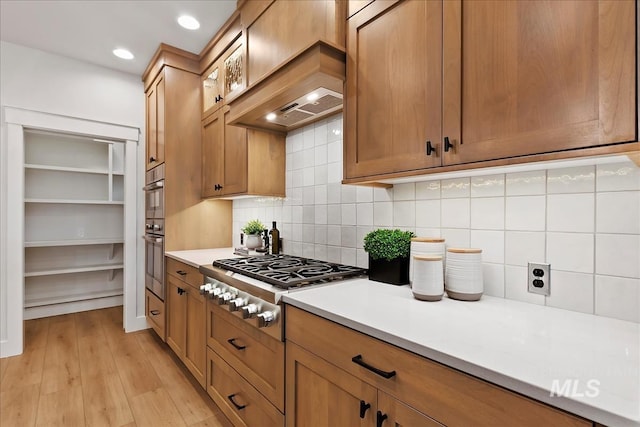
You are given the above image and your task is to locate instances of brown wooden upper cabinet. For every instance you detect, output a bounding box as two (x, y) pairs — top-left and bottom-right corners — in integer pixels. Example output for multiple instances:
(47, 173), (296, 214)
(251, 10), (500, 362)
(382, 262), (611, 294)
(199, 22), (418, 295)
(344, 0), (637, 183)
(202, 37), (245, 117)
(202, 107), (285, 199)
(146, 70), (165, 170)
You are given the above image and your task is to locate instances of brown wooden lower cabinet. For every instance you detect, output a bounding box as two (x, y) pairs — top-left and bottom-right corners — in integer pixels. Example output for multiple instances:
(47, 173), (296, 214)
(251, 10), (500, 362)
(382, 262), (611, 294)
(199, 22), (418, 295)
(285, 305), (592, 427)
(165, 258), (207, 388)
(207, 347), (285, 427)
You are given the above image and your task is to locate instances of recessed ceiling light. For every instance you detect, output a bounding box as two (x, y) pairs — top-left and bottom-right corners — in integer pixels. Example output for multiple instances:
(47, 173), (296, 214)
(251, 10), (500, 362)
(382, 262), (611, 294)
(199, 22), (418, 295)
(306, 93), (319, 102)
(266, 113), (277, 121)
(113, 48), (134, 60)
(178, 15), (200, 30)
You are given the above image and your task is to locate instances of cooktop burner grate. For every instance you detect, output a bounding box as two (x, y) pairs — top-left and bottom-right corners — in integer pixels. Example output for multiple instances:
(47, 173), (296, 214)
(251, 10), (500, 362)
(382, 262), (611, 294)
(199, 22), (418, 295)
(212, 254), (366, 288)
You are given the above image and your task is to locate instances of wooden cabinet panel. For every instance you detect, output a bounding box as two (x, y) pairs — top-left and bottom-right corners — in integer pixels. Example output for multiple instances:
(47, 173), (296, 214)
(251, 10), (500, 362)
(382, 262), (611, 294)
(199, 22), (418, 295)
(201, 110), (225, 198)
(378, 391), (442, 427)
(345, 0), (443, 179)
(246, 0), (345, 85)
(208, 305), (284, 410)
(202, 37), (245, 117)
(184, 286), (206, 387)
(201, 107), (285, 199)
(166, 258), (206, 387)
(221, 108), (248, 195)
(344, 0), (637, 183)
(286, 342), (377, 427)
(145, 72), (165, 171)
(166, 257), (201, 288)
(286, 306), (591, 427)
(166, 275), (186, 357)
(145, 289), (165, 341)
(207, 347), (284, 427)
(442, 0), (636, 166)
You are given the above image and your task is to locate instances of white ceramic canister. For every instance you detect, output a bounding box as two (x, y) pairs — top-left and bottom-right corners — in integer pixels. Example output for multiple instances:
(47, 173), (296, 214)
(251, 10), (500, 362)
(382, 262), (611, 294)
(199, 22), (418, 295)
(412, 255), (444, 301)
(409, 237), (445, 284)
(445, 248), (483, 301)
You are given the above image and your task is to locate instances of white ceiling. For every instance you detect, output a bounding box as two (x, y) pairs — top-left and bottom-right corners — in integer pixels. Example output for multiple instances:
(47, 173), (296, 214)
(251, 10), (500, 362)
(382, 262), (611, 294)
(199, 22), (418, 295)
(0, 0), (237, 76)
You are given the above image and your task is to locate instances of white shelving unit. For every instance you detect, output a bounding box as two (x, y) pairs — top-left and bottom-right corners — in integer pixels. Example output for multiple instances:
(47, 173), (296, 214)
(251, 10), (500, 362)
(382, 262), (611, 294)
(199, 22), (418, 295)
(23, 129), (126, 320)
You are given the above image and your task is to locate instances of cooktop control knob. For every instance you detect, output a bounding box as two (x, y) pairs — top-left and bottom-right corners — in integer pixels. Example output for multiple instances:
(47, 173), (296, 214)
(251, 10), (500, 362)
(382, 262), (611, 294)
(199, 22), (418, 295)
(199, 283), (213, 295)
(217, 291), (235, 305)
(257, 311), (275, 328)
(228, 297), (247, 312)
(241, 303), (259, 319)
(207, 287), (222, 299)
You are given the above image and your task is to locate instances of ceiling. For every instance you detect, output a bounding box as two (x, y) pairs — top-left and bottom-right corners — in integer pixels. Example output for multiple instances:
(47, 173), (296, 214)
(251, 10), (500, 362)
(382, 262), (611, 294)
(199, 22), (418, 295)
(0, 0), (237, 76)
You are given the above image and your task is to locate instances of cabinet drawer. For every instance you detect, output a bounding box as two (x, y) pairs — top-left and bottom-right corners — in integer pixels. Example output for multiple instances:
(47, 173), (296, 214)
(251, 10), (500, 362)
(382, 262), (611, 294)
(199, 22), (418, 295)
(206, 347), (284, 427)
(166, 258), (202, 289)
(286, 306), (590, 427)
(208, 305), (284, 411)
(145, 289), (165, 341)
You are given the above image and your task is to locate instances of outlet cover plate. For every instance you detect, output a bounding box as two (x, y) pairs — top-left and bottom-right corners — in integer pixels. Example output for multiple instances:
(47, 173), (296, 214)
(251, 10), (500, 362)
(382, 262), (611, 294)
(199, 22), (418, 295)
(528, 262), (550, 296)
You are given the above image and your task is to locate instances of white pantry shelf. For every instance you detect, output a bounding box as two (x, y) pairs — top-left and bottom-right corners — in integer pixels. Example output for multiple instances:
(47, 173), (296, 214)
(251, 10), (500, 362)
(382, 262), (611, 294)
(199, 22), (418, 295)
(24, 263), (124, 277)
(24, 238), (124, 248)
(24, 163), (124, 176)
(25, 198), (124, 205)
(24, 289), (124, 308)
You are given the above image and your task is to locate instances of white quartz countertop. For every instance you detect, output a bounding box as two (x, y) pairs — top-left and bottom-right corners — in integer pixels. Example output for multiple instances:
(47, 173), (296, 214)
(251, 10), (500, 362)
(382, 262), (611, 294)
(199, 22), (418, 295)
(282, 279), (640, 427)
(165, 248), (238, 267)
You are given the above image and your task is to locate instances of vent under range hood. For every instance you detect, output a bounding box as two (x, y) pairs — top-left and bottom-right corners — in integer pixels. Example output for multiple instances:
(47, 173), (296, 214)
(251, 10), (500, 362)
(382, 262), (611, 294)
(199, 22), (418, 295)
(227, 41), (346, 133)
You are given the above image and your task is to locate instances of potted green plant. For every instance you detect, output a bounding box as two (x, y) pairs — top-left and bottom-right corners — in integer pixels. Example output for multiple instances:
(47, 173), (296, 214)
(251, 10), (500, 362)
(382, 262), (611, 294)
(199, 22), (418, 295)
(242, 219), (266, 249)
(363, 228), (415, 285)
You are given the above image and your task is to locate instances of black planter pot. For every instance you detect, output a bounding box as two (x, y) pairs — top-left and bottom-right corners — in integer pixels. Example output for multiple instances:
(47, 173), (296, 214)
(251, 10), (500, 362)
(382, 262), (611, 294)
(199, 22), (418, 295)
(368, 255), (410, 285)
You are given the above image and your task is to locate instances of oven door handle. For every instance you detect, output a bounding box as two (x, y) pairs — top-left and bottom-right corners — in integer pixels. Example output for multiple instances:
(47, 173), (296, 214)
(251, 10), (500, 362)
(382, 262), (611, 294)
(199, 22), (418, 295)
(142, 235), (163, 244)
(143, 180), (164, 191)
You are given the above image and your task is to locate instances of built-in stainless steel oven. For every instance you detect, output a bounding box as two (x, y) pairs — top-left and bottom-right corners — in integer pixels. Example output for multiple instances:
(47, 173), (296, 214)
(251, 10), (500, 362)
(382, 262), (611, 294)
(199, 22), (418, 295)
(144, 165), (165, 300)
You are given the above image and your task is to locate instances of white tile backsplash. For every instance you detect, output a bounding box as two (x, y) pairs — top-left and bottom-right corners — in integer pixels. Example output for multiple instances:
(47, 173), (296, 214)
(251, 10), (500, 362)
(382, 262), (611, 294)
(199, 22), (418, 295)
(547, 165), (595, 194)
(547, 232), (594, 273)
(595, 234), (640, 279)
(470, 197), (504, 230)
(595, 275), (640, 323)
(441, 198), (470, 229)
(546, 271), (594, 314)
(547, 193), (594, 233)
(233, 114), (640, 323)
(505, 196), (546, 231)
(596, 191), (640, 234)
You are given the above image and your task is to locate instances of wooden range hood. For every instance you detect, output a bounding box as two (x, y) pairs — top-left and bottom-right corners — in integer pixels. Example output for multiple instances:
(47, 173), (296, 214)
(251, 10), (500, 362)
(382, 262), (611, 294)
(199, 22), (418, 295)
(227, 41), (346, 134)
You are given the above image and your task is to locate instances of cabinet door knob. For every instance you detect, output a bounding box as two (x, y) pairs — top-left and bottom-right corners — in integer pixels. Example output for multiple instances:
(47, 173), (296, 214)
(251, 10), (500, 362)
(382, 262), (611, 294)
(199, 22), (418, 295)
(444, 136), (454, 152)
(359, 400), (371, 419)
(177, 287), (186, 295)
(227, 394), (246, 410)
(425, 140), (436, 156)
(149, 156), (156, 162)
(376, 411), (388, 427)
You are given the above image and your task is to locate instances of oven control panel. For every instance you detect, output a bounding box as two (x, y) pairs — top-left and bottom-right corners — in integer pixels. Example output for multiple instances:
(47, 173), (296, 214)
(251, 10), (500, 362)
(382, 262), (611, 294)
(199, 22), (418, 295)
(200, 277), (281, 337)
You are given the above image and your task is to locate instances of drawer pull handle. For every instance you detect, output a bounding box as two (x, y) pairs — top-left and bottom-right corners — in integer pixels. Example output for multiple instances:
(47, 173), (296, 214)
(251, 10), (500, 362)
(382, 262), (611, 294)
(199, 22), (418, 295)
(150, 310), (160, 316)
(227, 338), (246, 351)
(376, 411), (388, 427)
(351, 354), (396, 379)
(359, 400), (371, 418)
(227, 393), (246, 410)
(176, 270), (187, 276)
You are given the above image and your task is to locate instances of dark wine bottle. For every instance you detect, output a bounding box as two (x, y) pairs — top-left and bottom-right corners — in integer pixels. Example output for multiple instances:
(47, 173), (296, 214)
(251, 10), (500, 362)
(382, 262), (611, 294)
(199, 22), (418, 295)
(269, 221), (280, 254)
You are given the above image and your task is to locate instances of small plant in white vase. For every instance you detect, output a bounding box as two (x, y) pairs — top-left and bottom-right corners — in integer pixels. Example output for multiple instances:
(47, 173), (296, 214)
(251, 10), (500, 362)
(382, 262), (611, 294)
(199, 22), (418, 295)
(242, 219), (265, 249)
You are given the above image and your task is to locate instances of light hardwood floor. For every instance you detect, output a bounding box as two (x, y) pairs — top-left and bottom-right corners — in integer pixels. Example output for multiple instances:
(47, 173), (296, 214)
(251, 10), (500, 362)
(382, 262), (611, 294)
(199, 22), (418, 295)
(0, 306), (232, 427)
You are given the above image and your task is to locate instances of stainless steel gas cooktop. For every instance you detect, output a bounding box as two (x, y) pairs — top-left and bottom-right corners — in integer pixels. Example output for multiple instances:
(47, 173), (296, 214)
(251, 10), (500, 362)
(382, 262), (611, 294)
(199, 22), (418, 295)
(212, 254), (366, 289)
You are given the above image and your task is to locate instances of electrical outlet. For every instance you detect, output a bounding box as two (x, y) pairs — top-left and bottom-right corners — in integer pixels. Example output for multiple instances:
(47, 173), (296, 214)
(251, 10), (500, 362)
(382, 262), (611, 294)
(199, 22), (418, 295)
(528, 262), (550, 296)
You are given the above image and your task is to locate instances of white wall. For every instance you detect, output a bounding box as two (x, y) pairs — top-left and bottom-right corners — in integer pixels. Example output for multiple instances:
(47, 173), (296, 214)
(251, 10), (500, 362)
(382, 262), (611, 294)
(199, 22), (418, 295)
(234, 114), (640, 324)
(0, 41), (146, 355)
